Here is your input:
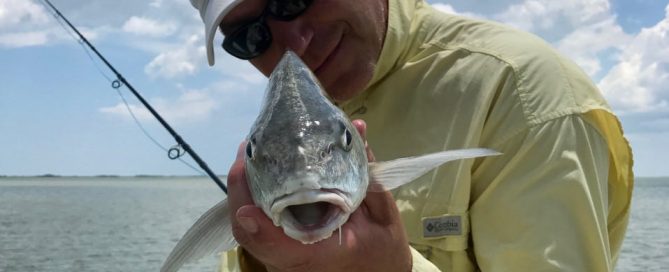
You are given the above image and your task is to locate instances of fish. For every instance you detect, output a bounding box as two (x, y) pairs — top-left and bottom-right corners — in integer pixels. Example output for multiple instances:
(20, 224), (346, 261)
(160, 51), (500, 272)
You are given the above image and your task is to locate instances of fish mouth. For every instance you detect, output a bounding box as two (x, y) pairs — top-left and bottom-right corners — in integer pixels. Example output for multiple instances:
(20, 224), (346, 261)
(270, 189), (353, 244)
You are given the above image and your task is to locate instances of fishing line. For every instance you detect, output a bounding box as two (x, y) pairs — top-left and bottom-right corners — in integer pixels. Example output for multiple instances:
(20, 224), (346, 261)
(113, 87), (206, 176)
(40, 0), (227, 193)
(48, 8), (204, 175)
(43, 4), (203, 174)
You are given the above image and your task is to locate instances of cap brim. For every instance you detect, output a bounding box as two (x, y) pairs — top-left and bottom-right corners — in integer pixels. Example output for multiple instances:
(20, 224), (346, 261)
(203, 0), (246, 66)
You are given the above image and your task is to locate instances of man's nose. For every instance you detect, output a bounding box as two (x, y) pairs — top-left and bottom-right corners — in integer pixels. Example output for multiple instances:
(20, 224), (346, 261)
(267, 18), (313, 58)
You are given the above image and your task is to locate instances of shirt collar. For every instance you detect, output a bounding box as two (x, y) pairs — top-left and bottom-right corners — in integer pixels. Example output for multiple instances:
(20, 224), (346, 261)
(340, 0), (420, 114)
(367, 0), (419, 88)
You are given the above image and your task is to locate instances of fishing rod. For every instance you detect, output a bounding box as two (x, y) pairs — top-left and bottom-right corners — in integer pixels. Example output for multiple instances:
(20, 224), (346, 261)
(42, 0), (228, 194)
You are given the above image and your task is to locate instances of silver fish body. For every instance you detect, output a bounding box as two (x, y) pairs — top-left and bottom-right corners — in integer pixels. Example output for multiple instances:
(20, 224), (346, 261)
(244, 51), (368, 243)
(160, 51), (501, 272)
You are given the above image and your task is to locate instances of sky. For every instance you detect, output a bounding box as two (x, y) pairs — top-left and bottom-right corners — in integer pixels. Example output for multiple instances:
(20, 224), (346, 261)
(1, 0), (668, 177)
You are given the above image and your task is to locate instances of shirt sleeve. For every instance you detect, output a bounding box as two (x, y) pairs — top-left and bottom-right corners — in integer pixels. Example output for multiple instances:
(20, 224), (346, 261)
(469, 114), (615, 271)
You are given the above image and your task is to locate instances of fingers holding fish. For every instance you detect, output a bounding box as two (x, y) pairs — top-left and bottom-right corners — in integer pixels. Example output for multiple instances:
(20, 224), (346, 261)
(232, 209), (348, 271)
(352, 119), (376, 162)
(235, 209), (410, 272)
(227, 141), (260, 240)
(345, 198), (413, 272)
(227, 141), (248, 193)
(350, 118), (405, 232)
(350, 119), (401, 223)
(227, 141), (253, 213)
(349, 122), (411, 270)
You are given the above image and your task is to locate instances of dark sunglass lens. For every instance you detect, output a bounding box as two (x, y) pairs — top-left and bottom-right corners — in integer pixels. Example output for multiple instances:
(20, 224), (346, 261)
(223, 22), (272, 59)
(268, 0), (313, 20)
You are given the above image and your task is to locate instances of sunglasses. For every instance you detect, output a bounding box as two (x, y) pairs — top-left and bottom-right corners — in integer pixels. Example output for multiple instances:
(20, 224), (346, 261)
(222, 0), (314, 60)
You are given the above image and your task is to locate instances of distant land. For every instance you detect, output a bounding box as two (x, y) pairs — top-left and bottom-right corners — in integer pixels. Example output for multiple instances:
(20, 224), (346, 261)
(0, 174), (222, 179)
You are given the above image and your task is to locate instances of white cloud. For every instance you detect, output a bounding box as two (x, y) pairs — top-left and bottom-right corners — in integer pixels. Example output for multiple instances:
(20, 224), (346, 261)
(144, 34), (204, 78)
(431, 3), (458, 14)
(155, 90), (218, 123)
(598, 5), (669, 113)
(556, 17), (632, 77)
(0, 0), (110, 49)
(487, 0), (669, 117)
(0, 0), (48, 29)
(494, 0), (612, 33)
(431, 3), (482, 18)
(100, 89), (217, 124)
(0, 31), (48, 47)
(0, 24), (105, 48)
(122, 16), (177, 37)
(0, 0), (52, 48)
(495, 0), (551, 31)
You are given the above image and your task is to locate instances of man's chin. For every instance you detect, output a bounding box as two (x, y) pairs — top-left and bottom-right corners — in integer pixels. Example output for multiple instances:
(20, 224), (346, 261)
(327, 86), (366, 103)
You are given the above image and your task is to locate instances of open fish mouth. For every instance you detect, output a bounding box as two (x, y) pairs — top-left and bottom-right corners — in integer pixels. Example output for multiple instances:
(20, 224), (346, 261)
(270, 189), (353, 243)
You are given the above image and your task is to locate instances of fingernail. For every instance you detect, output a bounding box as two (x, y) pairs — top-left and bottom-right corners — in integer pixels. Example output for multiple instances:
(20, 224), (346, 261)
(238, 216), (258, 234)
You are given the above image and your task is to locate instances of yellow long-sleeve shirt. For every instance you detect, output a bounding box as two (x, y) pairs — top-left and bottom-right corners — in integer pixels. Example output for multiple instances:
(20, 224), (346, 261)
(221, 0), (633, 270)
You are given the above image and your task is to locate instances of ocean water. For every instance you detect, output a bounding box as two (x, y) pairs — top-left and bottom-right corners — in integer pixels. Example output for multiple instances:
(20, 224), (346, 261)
(0, 177), (223, 272)
(616, 177), (669, 272)
(0, 176), (666, 271)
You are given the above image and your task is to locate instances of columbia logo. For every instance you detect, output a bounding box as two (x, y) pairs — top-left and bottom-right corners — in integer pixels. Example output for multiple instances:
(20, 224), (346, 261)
(423, 215), (462, 238)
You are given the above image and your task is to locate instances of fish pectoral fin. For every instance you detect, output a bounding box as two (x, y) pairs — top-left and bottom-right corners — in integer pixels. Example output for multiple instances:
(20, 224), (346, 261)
(161, 198), (238, 272)
(367, 148), (501, 192)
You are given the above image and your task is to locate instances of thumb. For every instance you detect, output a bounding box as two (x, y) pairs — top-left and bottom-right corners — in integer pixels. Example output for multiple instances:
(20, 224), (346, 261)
(362, 190), (400, 226)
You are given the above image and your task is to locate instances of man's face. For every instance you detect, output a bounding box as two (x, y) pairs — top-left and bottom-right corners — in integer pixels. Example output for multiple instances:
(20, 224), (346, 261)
(220, 0), (388, 102)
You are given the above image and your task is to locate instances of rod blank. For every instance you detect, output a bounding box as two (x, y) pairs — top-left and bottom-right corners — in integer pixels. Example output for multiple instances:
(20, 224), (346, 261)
(42, 0), (228, 194)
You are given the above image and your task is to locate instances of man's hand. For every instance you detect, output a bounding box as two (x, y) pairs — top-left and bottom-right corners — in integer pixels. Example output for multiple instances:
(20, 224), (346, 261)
(226, 119), (412, 272)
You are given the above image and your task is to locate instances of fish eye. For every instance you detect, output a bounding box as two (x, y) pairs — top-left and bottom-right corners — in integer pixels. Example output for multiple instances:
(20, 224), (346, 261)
(341, 128), (353, 151)
(246, 138), (256, 159)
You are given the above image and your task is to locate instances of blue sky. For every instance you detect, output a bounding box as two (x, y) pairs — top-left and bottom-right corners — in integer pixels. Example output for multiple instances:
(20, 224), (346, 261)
(1, 0), (668, 177)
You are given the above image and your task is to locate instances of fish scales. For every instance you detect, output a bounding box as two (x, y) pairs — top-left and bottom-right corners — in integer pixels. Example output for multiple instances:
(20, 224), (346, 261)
(246, 51), (368, 243)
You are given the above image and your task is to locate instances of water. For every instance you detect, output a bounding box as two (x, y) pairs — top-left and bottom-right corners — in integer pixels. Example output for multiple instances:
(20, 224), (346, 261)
(617, 177), (669, 272)
(0, 177), (666, 271)
(0, 177), (223, 272)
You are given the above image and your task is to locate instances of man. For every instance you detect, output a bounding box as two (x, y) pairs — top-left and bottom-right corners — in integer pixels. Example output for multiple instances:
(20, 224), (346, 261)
(190, 0), (634, 271)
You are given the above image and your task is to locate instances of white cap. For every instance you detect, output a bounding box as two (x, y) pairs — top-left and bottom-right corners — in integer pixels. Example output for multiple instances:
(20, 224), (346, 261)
(190, 0), (245, 66)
